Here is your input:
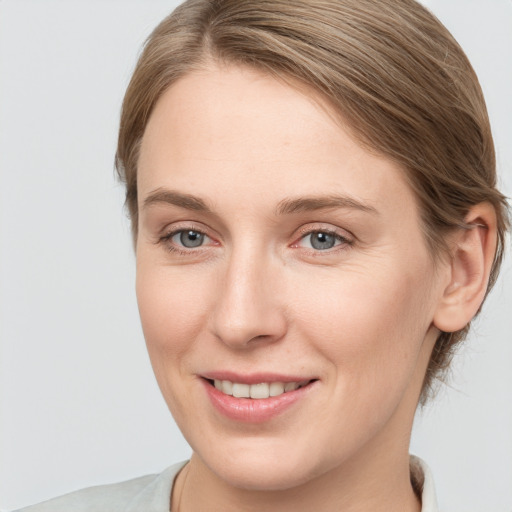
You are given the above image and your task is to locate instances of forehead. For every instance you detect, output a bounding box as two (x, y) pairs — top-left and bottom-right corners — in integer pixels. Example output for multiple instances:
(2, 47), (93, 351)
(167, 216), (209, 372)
(138, 63), (417, 221)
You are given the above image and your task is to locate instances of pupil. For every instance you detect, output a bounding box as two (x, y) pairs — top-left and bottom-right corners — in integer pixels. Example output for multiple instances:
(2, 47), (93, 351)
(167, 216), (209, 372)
(311, 232), (335, 250)
(180, 230), (204, 248)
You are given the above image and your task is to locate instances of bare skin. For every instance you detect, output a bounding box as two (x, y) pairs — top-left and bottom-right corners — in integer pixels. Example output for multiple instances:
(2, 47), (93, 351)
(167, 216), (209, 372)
(135, 63), (496, 512)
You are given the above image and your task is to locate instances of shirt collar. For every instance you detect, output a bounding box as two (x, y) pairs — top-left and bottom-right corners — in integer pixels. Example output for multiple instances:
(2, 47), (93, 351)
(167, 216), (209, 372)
(410, 455), (440, 512)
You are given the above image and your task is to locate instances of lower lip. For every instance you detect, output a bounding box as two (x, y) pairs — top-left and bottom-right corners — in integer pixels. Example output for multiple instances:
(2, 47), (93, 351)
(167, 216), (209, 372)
(202, 379), (316, 423)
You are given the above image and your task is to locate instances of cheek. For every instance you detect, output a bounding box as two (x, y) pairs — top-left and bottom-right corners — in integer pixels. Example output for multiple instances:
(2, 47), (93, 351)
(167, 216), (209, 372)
(135, 263), (210, 370)
(287, 265), (435, 452)
(135, 260), (218, 431)
(292, 260), (434, 391)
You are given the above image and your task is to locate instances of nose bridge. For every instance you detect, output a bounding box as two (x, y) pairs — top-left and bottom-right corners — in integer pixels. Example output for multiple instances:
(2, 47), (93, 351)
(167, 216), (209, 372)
(210, 242), (286, 348)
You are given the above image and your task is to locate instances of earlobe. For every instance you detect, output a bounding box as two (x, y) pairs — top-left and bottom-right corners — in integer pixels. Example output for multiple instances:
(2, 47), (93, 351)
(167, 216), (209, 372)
(433, 203), (498, 333)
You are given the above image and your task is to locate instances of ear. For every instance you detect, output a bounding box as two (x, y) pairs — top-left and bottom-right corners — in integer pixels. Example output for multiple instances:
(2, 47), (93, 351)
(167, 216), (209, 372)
(433, 202), (498, 333)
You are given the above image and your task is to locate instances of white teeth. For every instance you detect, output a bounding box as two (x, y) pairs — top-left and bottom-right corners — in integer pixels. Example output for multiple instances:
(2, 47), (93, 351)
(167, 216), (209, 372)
(232, 383), (250, 398)
(212, 379), (309, 399)
(269, 382), (285, 396)
(221, 380), (233, 395)
(250, 383), (270, 399)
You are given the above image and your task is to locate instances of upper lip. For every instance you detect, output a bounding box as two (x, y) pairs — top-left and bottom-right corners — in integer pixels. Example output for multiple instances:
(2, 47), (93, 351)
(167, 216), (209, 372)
(200, 371), (317, 385)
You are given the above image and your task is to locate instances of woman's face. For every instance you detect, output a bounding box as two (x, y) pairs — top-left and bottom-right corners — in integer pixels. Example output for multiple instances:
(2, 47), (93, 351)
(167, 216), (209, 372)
(136, 64), (447, 490)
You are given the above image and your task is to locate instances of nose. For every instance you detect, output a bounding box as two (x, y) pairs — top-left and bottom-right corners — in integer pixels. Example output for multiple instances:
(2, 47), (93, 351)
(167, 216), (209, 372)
(209, 249), (287, 349)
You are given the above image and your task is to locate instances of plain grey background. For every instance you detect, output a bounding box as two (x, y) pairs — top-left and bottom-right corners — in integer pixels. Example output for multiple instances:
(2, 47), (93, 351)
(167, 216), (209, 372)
(0, 1), (511, 510)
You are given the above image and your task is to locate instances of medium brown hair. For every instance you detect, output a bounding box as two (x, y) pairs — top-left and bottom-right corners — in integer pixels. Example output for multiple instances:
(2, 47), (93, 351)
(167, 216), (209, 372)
(116, 0), (509, 402)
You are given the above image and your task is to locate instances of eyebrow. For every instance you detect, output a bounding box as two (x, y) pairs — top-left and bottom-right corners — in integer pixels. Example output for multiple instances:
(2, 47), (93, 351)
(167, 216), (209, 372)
(275, 195), (378, 216)
(142, 188), (378, 217)
(142, 189), (213, 213)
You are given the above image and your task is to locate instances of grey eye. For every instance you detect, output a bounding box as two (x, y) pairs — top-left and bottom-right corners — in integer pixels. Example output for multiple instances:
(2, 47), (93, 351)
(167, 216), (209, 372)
(173, 230), (205, 248)
(306, 232), (338, 250)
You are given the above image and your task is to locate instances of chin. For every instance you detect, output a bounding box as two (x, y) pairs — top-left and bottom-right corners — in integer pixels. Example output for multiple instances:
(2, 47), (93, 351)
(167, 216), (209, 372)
(192, 435), (332, 492)
(209, 455), (318, 491)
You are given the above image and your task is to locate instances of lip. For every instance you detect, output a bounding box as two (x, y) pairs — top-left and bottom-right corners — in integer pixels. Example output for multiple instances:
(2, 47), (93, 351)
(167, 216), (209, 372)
(201, 371), (315, 385)
(200, 374), (318, 423)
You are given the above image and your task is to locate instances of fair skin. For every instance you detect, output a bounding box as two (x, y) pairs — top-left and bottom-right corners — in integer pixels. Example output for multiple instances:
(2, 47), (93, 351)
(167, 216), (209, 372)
(135, 63), (496, 512)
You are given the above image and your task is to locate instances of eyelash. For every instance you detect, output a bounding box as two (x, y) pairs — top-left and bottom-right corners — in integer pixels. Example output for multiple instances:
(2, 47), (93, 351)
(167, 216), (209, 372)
(158, 226), (215, 256)
(158, 225), (353, 257)
(292, 227), (353, 255)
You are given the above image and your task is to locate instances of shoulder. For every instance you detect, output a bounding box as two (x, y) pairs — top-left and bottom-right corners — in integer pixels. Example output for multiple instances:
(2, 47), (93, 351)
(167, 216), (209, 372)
(15, 461), (187, 512)
(15, 474), (156, 512)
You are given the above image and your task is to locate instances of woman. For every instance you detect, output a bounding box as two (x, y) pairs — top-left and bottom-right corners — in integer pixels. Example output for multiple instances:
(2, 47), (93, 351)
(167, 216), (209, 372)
(14, 0), (509, 511)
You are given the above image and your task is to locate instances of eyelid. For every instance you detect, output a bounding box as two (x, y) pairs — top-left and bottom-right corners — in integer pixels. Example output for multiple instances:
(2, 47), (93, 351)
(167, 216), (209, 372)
(158, 221), (213, 240)
(291, 223), (353, 244)
(288, 224), (355, 258)
(157, 222), (220, 253)
(155, 221), (353, 256)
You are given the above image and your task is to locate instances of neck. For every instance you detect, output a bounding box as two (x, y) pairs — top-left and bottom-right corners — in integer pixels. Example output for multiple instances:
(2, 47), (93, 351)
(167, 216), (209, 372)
(173, 443), (421, 512)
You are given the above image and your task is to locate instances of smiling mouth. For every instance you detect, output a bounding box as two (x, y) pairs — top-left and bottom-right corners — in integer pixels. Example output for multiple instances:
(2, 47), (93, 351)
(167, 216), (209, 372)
(205, 378), (316, 399)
